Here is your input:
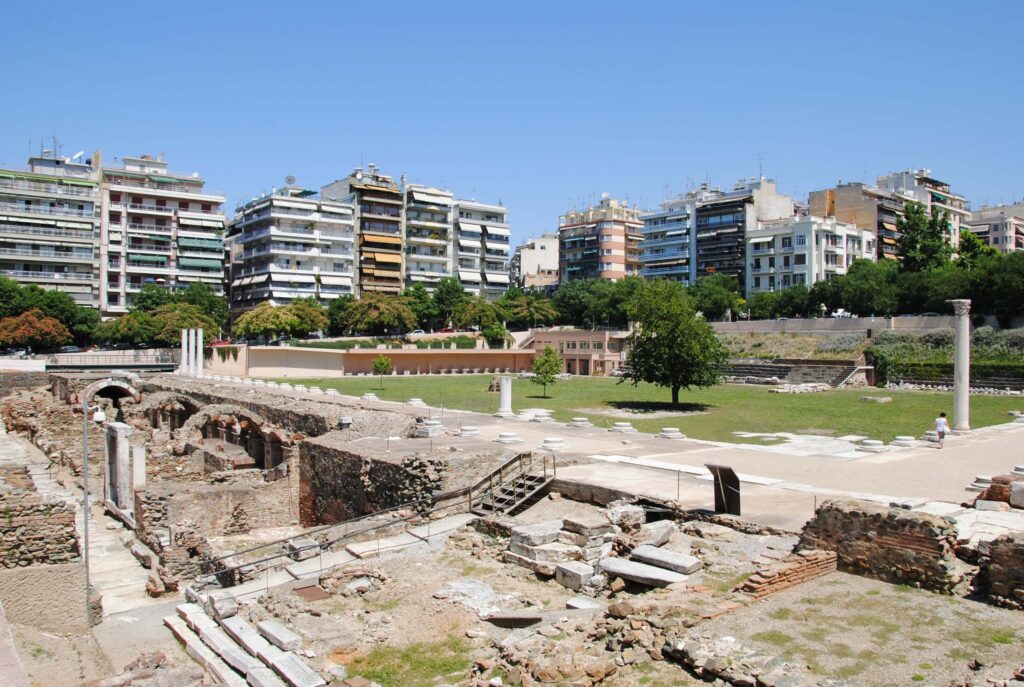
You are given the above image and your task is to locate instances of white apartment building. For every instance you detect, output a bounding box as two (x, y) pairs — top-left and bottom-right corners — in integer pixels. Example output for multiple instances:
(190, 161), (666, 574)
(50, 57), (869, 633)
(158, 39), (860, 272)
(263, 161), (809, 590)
(404, 185), (453, 291)
(966, 207), (1024, 254)
(99, 155), (226, 316)
(877, 169), (969, 247)
(0, 151), (101, 308)
(227, 186), (355, 313)
(453, 199), (510, 299)
(745, 216), (875, 294)
(510, 234), (559, 289)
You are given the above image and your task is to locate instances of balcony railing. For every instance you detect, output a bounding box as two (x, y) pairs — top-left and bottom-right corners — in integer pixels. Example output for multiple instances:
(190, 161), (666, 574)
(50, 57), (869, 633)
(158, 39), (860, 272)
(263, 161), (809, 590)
(1, 269), (93, 281)
(127, 203), (174, 214)
(0, 247), (94, 260)
(0, 201), (95, 218)
(0, 178), (97, 197)
(127, 223), (172, 233)
(0, 223), (96, 239)
(110, 179), (206, 195)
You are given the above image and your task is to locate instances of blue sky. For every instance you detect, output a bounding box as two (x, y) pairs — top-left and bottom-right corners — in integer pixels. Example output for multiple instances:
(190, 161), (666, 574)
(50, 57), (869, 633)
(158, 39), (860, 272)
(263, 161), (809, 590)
(1, 1), (1020, 244)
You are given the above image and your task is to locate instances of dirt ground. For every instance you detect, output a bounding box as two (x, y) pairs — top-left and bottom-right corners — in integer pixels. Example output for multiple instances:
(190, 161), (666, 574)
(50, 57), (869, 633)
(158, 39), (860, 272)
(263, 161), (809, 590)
(12, 624), (112, 686)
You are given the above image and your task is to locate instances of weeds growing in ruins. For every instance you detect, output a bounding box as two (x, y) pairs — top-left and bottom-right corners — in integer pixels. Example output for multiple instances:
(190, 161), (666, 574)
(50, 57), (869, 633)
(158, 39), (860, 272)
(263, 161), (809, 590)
(346, 635), (471, 687)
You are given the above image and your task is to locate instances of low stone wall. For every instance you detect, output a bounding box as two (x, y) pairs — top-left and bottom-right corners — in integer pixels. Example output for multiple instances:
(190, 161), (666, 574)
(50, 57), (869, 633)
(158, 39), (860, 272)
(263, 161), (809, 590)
(977, 473), (1024, 503)
(0, 494), (79, 568)
(979, 533), (1024, 610)
(797, 499), (960, 593)
(0, 562), (100, 632)
(734, 550), (837, 599)
(0, 371), (49, 398)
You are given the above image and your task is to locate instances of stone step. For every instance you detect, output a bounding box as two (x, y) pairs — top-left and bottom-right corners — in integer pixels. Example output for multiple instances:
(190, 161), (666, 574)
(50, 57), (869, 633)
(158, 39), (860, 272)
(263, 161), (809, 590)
(220, 616), (273, 658)
(599, 557), (688, 588)
(164, 615), (247, 687)
(257, 620), (302, 652)
(266, 651), (326, 687)
(345, 513), (474, 559)
(246, 666), (287, 687)
(200, 626), (264, 676)
(630, 544), (702, 575)
(285, 549), (355, 580)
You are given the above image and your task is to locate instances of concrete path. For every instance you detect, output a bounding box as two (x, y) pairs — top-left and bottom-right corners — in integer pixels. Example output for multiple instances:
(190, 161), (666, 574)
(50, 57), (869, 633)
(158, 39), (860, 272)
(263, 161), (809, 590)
(0, 603), (29, 687)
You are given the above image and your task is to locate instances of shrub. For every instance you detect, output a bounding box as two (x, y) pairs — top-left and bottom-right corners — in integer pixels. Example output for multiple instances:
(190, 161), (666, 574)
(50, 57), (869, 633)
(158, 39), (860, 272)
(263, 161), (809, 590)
(872, 331), (918, 346)
(971, 326), (998, 348)
(920, 328), (955, 348)
(997, 329), (1024, 353)
(816, 334), (865, 354)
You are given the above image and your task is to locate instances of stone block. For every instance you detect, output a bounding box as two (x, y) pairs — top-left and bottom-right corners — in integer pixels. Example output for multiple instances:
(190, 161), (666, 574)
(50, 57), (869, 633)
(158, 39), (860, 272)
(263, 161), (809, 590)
(636, 520), (676, 547)
(509, 541), (582, 563)
(599, 557), (687, 587)
(566, 596), (603, 610)
(221, 615), (272, 657)
(207, 590), (238, 620)
(257, 620), (303, 652)
(630, 544), (702, 574)
(248, 666), (287, 687)
(1011, 482), (1024, 509)
(976, 500), (1011, 512)
(501, 550), (555, 576)
(484, 611), (542, 627)
(561, 512), (613, 537)
(268, 651), (326, 687)
(287, 537), (319, 561)
(555, 561), (595, 591)
(607, 503), (645, 532)
(509, 520), (563, 546)
(257, 643), (286, 667)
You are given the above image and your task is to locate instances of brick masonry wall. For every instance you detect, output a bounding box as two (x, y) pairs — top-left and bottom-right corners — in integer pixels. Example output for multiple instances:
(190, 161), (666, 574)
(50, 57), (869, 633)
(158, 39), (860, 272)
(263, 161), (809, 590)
(977, 474), (1024, 503)
(979, 533), (1024, 610)
(798, 499), (960, 593)
(734, 550), (837, 599)
(0, 494), (79, 568)
(0, 372), (50, 399)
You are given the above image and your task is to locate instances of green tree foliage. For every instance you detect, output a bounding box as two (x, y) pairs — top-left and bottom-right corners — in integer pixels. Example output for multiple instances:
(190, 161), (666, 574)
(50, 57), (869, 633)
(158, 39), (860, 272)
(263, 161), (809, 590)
(482, 322), (509, 348)
(624, 279), (729, 407)
(689, 273), (741, 321)
(93, 311), (158, 346)
(551, 278), (636, 328)
(149, 304), (219, 346)
(839, 259), (900, 316)
(179, 282), (229, 329)
(956, 230), (998, 270)
(808, 279), (843, 316)
(403, 283), (439, 330)
(432, 277), (466, 327)
(326, 295), (355, 336)
(498, 287), (558, 329)
(372, 354), (392, 386)
(0, 308), (72, 349)
(897, 201), (953, 272)
(0, 278), (99, 345)
(130, 283), (176, 313)
(453, 297), (506, 330)
(530, 345), (562, 398)
(344, 293), (416, 335)
(232, 302), (300, 340)
(287, 297), (329, 337)
(746, 291), (781, 320)
(129, 281), (228, 336)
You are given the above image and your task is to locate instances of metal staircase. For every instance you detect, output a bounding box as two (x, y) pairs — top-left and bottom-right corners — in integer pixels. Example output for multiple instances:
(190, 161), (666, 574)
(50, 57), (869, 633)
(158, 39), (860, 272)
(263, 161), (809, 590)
(469, 453), (556, 516)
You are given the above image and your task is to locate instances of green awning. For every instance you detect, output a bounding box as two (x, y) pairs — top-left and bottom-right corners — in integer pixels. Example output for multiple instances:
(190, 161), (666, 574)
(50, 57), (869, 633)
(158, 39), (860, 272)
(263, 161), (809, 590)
(178, 257), (222, 269)
(177, 237), (222, 249)
(60, 179), (97, 187)
(144, 234), (172, 242)
(0, 170), (97, 186)
(127, 253), (168, 263)
(149, 174), (192, 184)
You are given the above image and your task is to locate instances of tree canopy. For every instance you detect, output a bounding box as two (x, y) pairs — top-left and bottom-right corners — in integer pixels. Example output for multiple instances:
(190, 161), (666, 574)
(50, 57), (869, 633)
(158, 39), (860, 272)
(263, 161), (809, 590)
(897, 201), (953, 273)
(0, 308), (72, 349)
(343, 293), (416, 335)
(432, 277), (466, 327)
(689, 273), (742, 321)
(232, 302), (299, 340)
(624, 279), (729, 406)
(530, 345), (562, 398)
(287, 297), (329, 337)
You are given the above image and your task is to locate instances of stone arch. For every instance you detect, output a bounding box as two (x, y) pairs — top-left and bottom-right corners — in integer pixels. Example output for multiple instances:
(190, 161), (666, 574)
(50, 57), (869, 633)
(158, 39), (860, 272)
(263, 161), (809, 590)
(176, 404), (291, 470)
(135, 392), (202, 431)
(81, 378), (142, 405)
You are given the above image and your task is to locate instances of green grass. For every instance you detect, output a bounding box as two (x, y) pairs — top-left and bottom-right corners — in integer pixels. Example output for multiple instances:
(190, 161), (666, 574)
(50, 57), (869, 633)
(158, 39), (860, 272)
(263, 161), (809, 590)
(346, 636), (471, 687)
(274, 375), (1023, 442)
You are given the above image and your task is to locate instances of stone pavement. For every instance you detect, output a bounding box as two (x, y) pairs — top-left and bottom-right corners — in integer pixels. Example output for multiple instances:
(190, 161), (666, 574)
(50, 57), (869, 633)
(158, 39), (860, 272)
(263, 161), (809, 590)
(0, 603), (29, 687)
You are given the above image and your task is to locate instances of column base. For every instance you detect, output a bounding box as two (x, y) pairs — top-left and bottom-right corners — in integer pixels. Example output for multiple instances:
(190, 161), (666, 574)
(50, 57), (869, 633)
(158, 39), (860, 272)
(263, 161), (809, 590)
(494, 410), (515, 418)
(952, 425), (971, 433)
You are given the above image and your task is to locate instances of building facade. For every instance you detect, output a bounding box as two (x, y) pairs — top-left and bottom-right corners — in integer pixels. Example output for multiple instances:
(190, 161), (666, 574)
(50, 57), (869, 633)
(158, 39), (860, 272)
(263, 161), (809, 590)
(404, 185), (453, 292)
(745, 216), (875, 294)
(510, 234), (559, 290)
(226, 186), (355, 314)
(0, 151), (101, 308)
(558, 197), (643, 283)
(99, 155), (226, 316)
(808, 182), (905, 261)
(966, 206), (1024, 253)
(640, 195), (697, 285)
(530, 327), (630, 376)
(454, 199), (511, 299)
(877, 169), (969, 247)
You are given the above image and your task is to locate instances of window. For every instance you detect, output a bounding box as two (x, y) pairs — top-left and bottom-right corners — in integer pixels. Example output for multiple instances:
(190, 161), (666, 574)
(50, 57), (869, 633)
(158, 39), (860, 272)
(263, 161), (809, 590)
(592, 342), (603, 350)
(781, 236), (792, 248)
(783, 256), (791, 267)
(795, 235), (807, 246)
(202, 204), (211, 212)
(579, 342), (589, 349)
(179, 201), (189, 210)
(768, 257), (775, 268)
(782, 275), (791, 287)
(567, 342), (576, 349)
(753, 276), (761, 289)
(110, 193), (121, 202)
(794, 254), (806, 265)
(753, 258), (761, 269)
(794, 274), (806, 285)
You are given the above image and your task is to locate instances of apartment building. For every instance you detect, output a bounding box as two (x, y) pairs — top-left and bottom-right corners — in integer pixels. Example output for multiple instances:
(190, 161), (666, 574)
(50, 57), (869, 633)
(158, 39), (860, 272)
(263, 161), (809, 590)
(558, 197), (643, 283)
(0, 151), (101, 307)
(404, 185), (453, 292)
(530, 327), (630, 376)
(510, 234), (559, 290)
(321, 166), (404, 295)
(808, 182), (905, 260)
(877, 169), (969, 247)
(99, 155), (226, 316)
(226, 186), (355, 313)
(966, 205), (1024, 253)
(640, 195), (696, 285)
(454, 199), (511, 299)
(745, 216), (875, 294)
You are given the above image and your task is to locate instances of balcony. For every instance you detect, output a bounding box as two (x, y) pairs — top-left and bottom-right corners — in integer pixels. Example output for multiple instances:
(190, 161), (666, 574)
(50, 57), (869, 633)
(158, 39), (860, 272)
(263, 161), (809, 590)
(0, 222), (96, 240)
(127, 203), (175, 215)
(127, 223), (172, 235)
(1, 269), (94, 281)
(0, 247), (94, 262)
(643, 249), (690, 260)
(0, 201), (95, 218)
(126, 241), (172, 253)
(0, 178), (97, 197)
(640, 264), (689, 275)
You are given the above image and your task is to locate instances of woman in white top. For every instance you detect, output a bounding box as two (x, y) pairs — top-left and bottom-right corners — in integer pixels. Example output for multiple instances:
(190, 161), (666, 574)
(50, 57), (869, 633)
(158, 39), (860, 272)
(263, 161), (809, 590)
(934, 412), (949, 448)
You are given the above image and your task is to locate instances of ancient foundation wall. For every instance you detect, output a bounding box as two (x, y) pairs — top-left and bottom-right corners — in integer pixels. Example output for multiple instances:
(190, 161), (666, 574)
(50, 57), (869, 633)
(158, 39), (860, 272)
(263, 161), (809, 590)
(0, 562), (100, 632)
(797, 499), (960, 593)
(734, 550), (837, 599)
(549, 479), (640, 507)
(979, 533), (1024, 610)
(0, 494), (79, 568)
(0, 371), (50, 398)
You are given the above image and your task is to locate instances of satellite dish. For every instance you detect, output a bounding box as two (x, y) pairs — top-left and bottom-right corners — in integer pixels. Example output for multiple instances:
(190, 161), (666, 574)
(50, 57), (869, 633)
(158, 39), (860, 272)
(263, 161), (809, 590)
(285, 175), (296, 185)
(71, 150), (84, 161)
(355, 171), (364, 181)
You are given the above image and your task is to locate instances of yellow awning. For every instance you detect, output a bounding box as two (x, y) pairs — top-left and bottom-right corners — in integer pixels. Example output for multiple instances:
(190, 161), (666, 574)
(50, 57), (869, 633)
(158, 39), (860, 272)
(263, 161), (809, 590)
(363, 234), (402, 245)
(881, 221), (898, 231)
(373, 252), (402, 264)
(880, 236), (897, 245)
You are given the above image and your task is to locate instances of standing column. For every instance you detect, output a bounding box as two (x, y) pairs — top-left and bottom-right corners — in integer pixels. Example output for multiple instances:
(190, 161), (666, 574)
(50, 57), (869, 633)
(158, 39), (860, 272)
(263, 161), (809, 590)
(196, 328), (204, 377)
(184, 329), (194, 376)
(178, 329), (188, 374)
(495, 376), (514, 417)
(949, 299), (971, 431)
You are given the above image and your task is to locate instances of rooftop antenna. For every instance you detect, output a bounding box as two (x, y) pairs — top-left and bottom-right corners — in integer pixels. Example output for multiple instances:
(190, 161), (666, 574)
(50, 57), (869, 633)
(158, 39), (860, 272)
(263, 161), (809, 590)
(285, 175), (296, 186)
(757, 152), (766, 179)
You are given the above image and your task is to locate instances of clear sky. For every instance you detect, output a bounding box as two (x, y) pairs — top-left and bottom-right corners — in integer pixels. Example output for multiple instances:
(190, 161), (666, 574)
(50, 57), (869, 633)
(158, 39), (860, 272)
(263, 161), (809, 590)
(1, 1), (1020, 245)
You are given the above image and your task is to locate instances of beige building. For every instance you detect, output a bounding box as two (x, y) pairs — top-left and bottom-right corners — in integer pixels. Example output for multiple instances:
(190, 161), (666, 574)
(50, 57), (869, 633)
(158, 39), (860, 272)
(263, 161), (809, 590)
(530, 327), (630, 376)
(877, 169), (969, 247)
(809, 182), (904, 261)
(559, 197), (643, 282)
(511, 234), (559, 289)
(966, 206), (1024, 253)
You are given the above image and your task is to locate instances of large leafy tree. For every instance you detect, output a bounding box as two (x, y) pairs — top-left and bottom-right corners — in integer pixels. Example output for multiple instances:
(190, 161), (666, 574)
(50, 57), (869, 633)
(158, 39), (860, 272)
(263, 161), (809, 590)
(746, 291), (781, 320)
(326, 295), (355, 336)
(0, 308), (72, 349)
(403, 283), (439, 330)
(499, 288), (558, 329)
(624, 279), (728, 407)
(287, 297), (329, 337)
(777, 284), (810, 318)
(453, 296), (507, 330)
(344, 293), (416, 335)
(233, 302), (299, 340)
(897, 201), (953, 272)
(0, 280), (99, 345)
(839, 259), (900, 316)
(179, 282), (229, 330)
(93, 311), (157, 346)
(530, 345), (562, 398)
(689, 273), (741, 321)
(130, 283), (177, 312)
(552, 279), (596, 326)
(808, 278), (843, 316)
(956, 230), (998, 270)
(149, 304), (219, 346)
(432, 277), (466, 327)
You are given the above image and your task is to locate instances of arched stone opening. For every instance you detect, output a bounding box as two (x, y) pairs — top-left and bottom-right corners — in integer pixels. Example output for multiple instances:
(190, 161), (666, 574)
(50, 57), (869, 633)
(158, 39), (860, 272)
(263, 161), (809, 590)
(81, 378), (142, 423)
(178, 404), (291, 471)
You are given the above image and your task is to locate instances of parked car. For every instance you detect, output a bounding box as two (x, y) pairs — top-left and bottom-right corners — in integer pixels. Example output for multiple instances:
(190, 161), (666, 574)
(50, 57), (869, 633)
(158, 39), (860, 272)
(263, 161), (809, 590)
(409, 329), (426, 335)
(438, 327), (455, 333)
(57, 345), (81, 353)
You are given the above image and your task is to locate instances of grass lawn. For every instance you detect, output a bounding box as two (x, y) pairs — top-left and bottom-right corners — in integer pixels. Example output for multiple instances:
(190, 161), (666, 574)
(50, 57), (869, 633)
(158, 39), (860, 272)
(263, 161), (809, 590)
(274, 375), (1023, 443)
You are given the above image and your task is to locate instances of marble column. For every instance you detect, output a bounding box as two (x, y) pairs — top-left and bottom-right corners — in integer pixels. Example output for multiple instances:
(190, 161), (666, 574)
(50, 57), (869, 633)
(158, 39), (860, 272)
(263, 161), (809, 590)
(495, 376), (514, 418)
(196, 328), (204, 377)
(184, 328), (194, 376)
(104, 422), (133, 510)
(949, 299), (971, 431)
(178, 329), (188, 374)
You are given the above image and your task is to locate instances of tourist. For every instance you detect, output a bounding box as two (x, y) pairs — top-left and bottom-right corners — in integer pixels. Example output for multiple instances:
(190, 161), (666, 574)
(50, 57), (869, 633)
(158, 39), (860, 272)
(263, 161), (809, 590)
(934, 412), (949, 448)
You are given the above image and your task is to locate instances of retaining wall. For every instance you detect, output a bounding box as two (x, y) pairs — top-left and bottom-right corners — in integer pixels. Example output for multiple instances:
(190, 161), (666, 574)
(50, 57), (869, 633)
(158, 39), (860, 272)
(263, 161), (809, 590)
(0, 494), (79, 568)
(0, 562), (100, 632)
(979, 533), (1024, 610)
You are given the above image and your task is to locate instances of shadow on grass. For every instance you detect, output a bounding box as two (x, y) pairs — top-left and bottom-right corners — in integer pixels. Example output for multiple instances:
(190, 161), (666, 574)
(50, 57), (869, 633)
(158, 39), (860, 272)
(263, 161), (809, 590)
(525, 394), (553, 400)
(606, 400), (712, 414)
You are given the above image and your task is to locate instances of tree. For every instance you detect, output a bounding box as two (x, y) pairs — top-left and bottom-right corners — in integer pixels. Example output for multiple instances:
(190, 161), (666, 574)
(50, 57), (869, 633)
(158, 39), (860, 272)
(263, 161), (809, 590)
(432, 277), (466, 327)
(808, 278), (843, 316)
(130, 283), (176, 312)
(777, 284), (810, 318)
(0, 308), (72, 350)
(344, 294), (416, 335)
(149, 304), (218, 347)
(179, 282), (229, 330)
(897, 201), (953, 272)
(93, 311), (158, 346)
(453, 296), (506, 330)
(839, 259), (900, 316)
(956, 230), (998, 270)
(552, 279), (595, 326)
(482, 322), (509, 348)
(287, 297), (329, 337)
(624, 279), (729, 407)
(326, 295), (354, 336)
(530, 345), (562, 398)
(746, 291), (781, 320)
(499, 288), (558, 329)
(689, 274), (741, 321)
(403, 283), (439, 330)
(372, 354), (392, 387)
(232, 302), (299, 341)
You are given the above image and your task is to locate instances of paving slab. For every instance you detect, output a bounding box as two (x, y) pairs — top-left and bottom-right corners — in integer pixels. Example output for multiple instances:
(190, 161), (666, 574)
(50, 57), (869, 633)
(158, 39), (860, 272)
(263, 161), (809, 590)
(510, 520), (564, 546)
(269, 651), (326, 687)
(221, 615), (273, 658)
(630, 544), (702, 574)
(257, 620), (302, 651)
(599, 557), (688, 587)
(248, 665), (288, 687)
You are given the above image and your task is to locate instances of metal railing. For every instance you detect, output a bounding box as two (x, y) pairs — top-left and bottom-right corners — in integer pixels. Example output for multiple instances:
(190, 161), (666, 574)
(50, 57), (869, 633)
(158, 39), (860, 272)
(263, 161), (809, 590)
(0, 201), (95, 218)
(1, 269), (94, 281)
(0, 178), (97, 196)
(0, 223), (96, 239)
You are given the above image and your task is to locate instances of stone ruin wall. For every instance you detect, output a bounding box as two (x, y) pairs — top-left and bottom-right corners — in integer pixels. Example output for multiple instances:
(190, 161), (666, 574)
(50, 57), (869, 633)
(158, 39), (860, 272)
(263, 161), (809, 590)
(798, 498), (960, 593)
(0, 371), (50, 399)
(978, 533), (1024, 610)
(0, 493), (79, 568)
(734, 550), (837, 599)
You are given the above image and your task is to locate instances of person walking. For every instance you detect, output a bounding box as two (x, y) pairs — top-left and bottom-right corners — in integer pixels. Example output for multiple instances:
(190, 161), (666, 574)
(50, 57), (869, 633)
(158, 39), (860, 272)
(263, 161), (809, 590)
(934, 412), (949, 448)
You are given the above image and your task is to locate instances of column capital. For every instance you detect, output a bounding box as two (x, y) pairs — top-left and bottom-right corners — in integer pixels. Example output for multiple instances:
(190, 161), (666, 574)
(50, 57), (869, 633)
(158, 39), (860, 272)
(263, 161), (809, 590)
(947, 299), (971, 316)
